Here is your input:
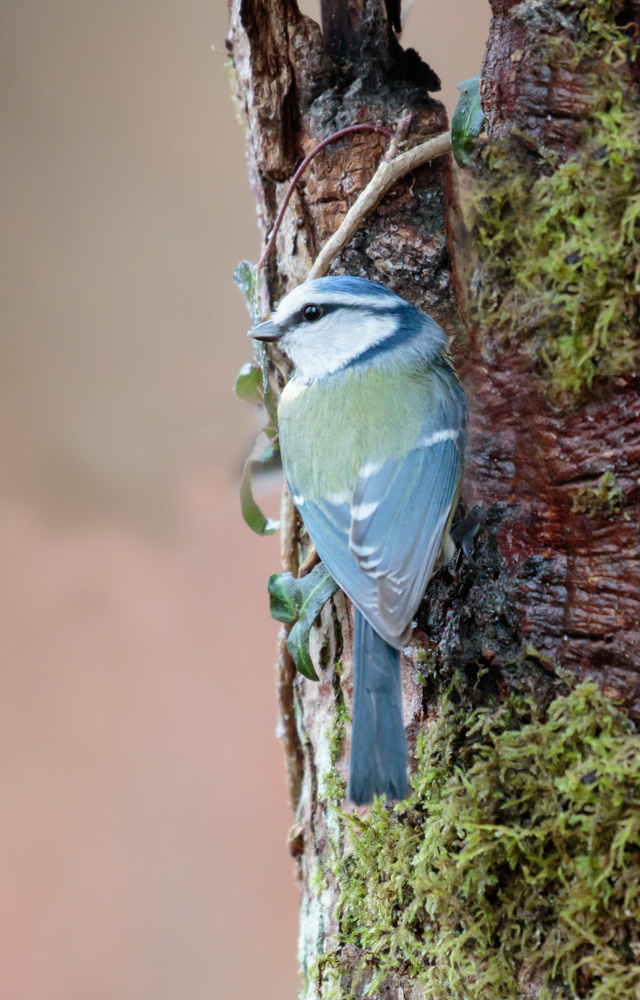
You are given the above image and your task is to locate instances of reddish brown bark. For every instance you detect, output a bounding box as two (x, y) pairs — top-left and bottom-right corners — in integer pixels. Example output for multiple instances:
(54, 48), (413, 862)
(482, 0), (640, 151)
(434, 0), (640, 718)
(425, 351), (640, 718)
(227, 0), (455, 328)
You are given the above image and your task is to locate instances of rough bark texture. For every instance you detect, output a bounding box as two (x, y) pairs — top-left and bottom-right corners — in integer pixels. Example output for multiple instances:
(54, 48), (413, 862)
(227, 1), (640, 997)
(453, 0), (640, 714)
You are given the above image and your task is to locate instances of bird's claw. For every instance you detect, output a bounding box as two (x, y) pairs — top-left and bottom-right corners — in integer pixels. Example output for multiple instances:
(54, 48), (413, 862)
(451, 506), (483, 570)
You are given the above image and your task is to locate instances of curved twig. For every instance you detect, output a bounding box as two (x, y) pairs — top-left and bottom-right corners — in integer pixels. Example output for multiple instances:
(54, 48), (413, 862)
(308, 129), (452, 279)
(256, 124), (392, 270)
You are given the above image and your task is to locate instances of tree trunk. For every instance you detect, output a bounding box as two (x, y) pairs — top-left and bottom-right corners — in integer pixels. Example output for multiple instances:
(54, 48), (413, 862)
(227, 2), (640, 997)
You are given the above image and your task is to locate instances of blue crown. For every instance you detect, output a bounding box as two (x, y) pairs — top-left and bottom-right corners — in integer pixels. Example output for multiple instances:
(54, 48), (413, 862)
(307, 275), (400, 301)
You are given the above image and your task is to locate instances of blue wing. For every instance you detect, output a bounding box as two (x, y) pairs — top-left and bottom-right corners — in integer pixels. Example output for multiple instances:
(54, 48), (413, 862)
(296, 385), (466, 650)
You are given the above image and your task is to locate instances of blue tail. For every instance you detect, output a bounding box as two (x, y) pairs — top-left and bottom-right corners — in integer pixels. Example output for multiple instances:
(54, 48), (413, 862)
(347, 608), (409, 805)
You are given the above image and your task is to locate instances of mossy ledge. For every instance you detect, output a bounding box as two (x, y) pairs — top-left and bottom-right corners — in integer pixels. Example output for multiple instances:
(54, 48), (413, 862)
(571, 470), (629, 518)
(473, 0), (640, 402)
(311, 682), (640, 1000)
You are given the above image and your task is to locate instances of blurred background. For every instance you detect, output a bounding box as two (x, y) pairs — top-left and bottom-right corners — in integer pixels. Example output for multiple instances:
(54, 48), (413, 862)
(0, 2), (489, 998)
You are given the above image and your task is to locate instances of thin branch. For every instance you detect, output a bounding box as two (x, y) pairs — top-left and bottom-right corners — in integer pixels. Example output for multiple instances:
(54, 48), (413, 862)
(277, 484), (304, 810)
(298, 545), (320, 576)
(308, 129), (452, 279)
(280, 484), (299, 576)
(256, 124), (392, 271)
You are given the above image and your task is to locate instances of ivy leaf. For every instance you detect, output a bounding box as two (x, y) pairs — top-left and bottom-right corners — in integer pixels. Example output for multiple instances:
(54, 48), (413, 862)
(239, 435), (281, 536)
(234, 259), (279, 426)
(255, 341), (279, 426)
(233, 259), (261, 326)
(267, 564), (339, 681)
(240, 459), (280, 535)
(287, 623), (320, 682)
(451, 73), (485, 169)
(267, 572), (298, 623)
(234, 362), (262, 404)
(234, 257), (280, 534)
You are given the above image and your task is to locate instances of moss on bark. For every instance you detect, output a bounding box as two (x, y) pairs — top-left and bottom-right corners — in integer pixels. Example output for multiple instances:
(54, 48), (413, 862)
(473, 0), (640, 401)
(312, 681), (640, 1000)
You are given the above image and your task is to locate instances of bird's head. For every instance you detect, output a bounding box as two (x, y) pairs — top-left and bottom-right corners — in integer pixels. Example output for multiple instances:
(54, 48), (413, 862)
(249, 276), (445, 383)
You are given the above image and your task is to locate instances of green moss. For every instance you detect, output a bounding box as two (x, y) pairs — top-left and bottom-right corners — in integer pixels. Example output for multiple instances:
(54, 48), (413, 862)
(312, 682), (640, 999)
(322, 768), (348, 805)
(310, 861), (328, 897)
(473, 0), (640, 401)
(321, 659), (349, 804)
(571, 470), (628, 517)
(410, 646), (437, 688)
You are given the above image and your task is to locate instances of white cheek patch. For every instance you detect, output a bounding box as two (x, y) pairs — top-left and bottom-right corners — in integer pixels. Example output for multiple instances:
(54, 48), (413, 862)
(284, 312), (397, 382)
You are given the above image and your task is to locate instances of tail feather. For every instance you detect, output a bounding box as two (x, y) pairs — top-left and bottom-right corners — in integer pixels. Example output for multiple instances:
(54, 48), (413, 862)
(347, 608), (409, 805)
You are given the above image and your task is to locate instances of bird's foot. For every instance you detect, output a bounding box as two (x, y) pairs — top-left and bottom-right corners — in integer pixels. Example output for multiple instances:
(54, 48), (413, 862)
(451, 506), (483, 569)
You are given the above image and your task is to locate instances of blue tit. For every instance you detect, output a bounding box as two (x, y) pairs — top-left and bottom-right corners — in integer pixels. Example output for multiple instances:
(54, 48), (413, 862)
(250, 276), (467, 805)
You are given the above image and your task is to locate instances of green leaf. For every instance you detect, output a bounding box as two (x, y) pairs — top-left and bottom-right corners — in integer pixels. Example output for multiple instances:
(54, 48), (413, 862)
(240, 459), (280, 535)
(267, 564), (339, 681)
(287, 622), (320, 682)
(233, 259), (261, 326)
(239, 435), (281, 536)
(234, 259), (279, 426)
(451, 73), (485, 169)
(267, 572), (298, 623)
(255, 341), (279, 426)
(234, 362), (262, 404)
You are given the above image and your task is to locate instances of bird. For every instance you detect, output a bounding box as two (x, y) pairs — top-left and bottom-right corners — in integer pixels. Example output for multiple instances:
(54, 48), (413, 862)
(250, 275), (467, 805)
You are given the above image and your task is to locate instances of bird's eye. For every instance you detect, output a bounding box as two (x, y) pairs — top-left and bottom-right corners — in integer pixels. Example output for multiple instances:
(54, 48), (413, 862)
(302, 304), (323, 322)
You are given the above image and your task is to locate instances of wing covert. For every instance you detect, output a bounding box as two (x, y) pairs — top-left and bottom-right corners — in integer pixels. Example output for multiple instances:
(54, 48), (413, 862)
(349, 435), (462, 641)
(284, 365), (466, 649)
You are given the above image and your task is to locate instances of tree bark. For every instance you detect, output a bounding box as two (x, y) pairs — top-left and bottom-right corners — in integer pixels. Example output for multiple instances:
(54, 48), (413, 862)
(227, 1), (640, 997)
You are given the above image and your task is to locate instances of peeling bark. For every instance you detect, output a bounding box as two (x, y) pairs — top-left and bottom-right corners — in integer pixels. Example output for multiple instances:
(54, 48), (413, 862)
(227, 0), (640, 996)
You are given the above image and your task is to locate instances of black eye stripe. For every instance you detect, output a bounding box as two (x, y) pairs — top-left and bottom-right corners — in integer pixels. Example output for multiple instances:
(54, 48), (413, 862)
(277, 300), (399, 335)
(278, 303), (340, 334)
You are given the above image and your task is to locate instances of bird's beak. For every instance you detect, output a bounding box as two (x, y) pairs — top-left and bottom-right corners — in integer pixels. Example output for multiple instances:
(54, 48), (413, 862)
(249, 319), (281, 342)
